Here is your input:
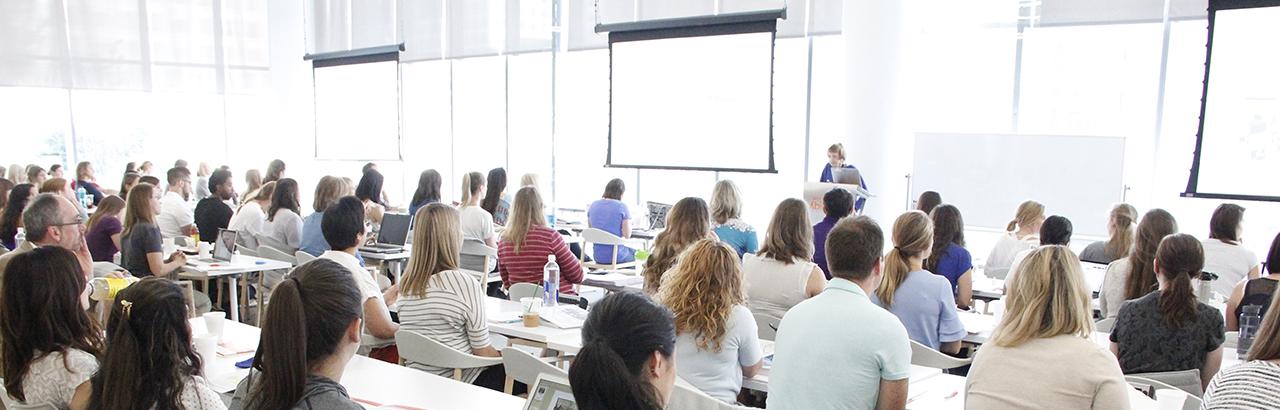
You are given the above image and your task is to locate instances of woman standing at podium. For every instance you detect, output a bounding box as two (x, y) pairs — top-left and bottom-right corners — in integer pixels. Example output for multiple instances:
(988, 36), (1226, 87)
(818, 143), (867, 212)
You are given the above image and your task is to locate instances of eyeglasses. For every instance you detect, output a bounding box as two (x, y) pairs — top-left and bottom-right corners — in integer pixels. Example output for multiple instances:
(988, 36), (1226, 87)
(51, 217), (85, 228)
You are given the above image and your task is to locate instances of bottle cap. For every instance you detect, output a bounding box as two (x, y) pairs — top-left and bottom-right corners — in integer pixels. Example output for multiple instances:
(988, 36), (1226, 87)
(548, 254), (556, 262)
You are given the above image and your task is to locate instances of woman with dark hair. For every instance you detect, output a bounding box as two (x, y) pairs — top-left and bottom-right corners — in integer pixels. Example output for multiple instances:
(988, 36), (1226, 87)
(88, 278), (226, 409)
(355, 169), (386, 226)
(571, 292), (678, 410)
(0, 178), (12, 210)
(915, 191), (942, 215)
(262, 178), (303, 251)
(119, 173), (141, 201)
(480, 168), (510, 226)
(1110, 234), (1225, 389)
(408, 169), (442, 217)
(1202, 203), (1261, 298)
(1099, 209), (1179, 320)
(0, 183), (35, 250)
(925, 204), (973, 308)
(263, 159), (286, 184)
(85, 195), (126, 262)
(1225, 231), (1280, 331)
(743, 198), (825, 319)
(230, 259), (364, 409)
(121, 184), (187, 277)
(1, 247), (103, 408)
(587, 178), (635, 264)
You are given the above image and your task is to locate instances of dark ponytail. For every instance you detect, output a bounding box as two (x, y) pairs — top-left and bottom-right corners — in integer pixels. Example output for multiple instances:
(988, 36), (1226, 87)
(88, 278), (201, 410)
(570, 292), (675, 410)
(244, 259), (362, 410)
(1156, 234), (1204, 328)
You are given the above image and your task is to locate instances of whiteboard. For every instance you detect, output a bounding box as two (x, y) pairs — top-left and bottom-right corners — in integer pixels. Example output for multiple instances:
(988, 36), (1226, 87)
(911, 133), (1125, 237)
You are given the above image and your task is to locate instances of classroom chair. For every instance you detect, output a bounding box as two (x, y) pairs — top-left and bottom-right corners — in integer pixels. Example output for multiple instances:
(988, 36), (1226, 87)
(295, 251), (317, 264)
(753, 312), (782, 341)
(580, 228), (639, 272)
(501, 347), (567, 395)
(1126, 375), (1203, 409)
(668, 378), (754, 410)
(236, 243), (259, 257)
(508, 282), (542, 301)
(909, 340), (973, 370)
(461, 239), (499, 274)
(395, 330), (502, 381)
(1126, 369), (1203, 397)
(1223, 331), (1238, 350)
(1094, 317), (1117, 333)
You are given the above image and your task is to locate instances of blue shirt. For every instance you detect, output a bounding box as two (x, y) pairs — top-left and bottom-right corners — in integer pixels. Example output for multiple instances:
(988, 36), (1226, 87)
(812, 216), (839, 279)
(587, 198), (634, 264)
(713, 219), (758, 258)
(768, 278), (912, 410)
(408, 199), (437, 218)
(870, 270), (967, 351)
(819, 163), (868, 212)
(932, 243), (973, 294)
(298, 212), (329, 257)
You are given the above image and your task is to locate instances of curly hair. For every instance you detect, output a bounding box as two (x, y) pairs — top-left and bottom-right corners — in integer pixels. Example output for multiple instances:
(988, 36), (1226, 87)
(657, 239), (744, 353)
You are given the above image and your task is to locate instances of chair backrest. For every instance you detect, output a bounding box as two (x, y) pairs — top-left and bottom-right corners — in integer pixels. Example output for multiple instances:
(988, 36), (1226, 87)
(295, 251), (317, 265)
(509, 282), (542, 301)
(1126, 369), (1204, 397)
(236, 231), (259, 249)
(581, 228), (627, 246)
(460, 239), (497, 273)
(254, 233), (292, 254)
(909, 340), (973, 370)
(501, 347), (567, 387)
(753, 311), (782, 341)
(461, 239), (499, 258)
(985, 267), (1010, 280)
(9, 403), (58, 410)
(236, 243), (259, 257)
(258, 245), (296, 265)
(395, 330), (501, 377)
(667, 378), (752, 410)
(1224, 331), (1239, 350)
(1127, 376), (1203, 410)
(1094, 317), (1117, 333)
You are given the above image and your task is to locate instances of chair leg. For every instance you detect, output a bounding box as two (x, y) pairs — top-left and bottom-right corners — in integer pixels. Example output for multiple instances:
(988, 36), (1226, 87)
(453, 368), (463, 381)
(504, 377), (514, 395)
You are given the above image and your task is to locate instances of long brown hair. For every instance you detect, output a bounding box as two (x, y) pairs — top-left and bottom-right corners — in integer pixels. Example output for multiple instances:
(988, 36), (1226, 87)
(501, 187), (546, 254)
(925, 204), (964, 274)
(877, 211), (933, 307)
(1, 247), (104, 402)
(40, 177), (69, 194)
(658, 239), (744, 352)
(1124, 209), (1178, 300)
(122, 183), (157, 237)
(1155, 234), (1204, 328)
(267, 178), (301, 222)
(991, 246), (1093, 347)
(756, 198), (813, 264)
(88, 195), (125, 230)
(1246, 286), (1280, 361)
(644, 197), (711, 293)
(1104, 204), (1138, 260)
(89, 278), (204, 409)
(401, 203), (462, 298)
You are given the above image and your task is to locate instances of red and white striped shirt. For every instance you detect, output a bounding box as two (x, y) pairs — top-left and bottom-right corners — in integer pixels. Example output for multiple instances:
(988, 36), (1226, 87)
(498, 225), (584, 295)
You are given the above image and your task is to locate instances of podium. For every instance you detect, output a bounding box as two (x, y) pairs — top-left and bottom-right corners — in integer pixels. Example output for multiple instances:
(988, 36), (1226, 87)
(803, 182), (873, 224)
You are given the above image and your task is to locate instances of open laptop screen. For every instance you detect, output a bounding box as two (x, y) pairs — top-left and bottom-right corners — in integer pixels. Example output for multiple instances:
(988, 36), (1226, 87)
(377, 214), (412, 246)
(525, 375), (576, 410)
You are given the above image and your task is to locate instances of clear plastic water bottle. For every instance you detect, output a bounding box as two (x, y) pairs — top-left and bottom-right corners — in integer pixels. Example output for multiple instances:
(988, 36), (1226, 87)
(543, 254), (560, 307)
(76, 186), (88, 208)
(1239, 304), (1262, 359)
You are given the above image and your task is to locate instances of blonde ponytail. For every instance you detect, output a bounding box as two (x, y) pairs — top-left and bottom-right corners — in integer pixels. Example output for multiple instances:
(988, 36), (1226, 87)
(459, 171), (483, 208)
(876, 211), (933, 308)
(1008, 200), (1045, 233)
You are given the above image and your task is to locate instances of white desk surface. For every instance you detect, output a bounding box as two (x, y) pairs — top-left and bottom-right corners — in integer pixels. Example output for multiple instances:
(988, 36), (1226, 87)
(180, 255), (292, 277)
(485, 297), (581, 344)
(205, 319), (524, 410)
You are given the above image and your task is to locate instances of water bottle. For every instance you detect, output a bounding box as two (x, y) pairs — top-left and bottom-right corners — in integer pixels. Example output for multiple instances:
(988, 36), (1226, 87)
(76, 186), (88, 208)
(543, 254), (560, 307)
(1238, 305), (1262, 359)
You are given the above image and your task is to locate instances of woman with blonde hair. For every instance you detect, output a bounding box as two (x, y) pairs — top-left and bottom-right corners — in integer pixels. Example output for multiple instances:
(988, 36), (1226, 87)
(710, 180), (757, 258)
(459, 171), (497, 248)
(228, 180), (276, 239)
(74, 161), (105, 205)
(1080, 204), (1138, 264)
(6, 164), (23, 184)
(1099, 209), (1178, 319)
(498, 187), (584, 295)
(743, 198), (826, 320)
(873, 211), (965, 354)
(644, 197), (716, 293)
(194, 162), (213, 201)
(658, 239), (763, 404)
(984, 200), (1045, 279)
(299, 176), (355, 257)
(965, 246), (1130, 408)
(241, 169), (263, 204)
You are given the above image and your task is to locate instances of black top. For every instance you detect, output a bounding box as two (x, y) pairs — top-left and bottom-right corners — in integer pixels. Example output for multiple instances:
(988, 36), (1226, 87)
(76, 179), (106, 206)
(1111, 291), (1225, 374)
(1235, 277), (1277, 321)
(120, 222), (163, 277)
(194, 197), (233, 244)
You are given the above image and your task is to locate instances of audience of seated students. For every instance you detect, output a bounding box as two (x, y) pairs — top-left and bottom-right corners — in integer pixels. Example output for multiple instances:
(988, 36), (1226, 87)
(459, 171), (498, 248)
(398, 202), (505, 388)
(193, 162), (212, 201)
(229, 181), (276, 240)
(318, 197), (399, 342)
(812, 188), (854, 280)
(965, 246), (1130, 408)
(480, 167), (511, 226)
(27, 165), (47, 186)
(818, 143), (868, 212)
(241, 169), (263, 204)
(1203, 288), (1280, 407)
(872, 211), (966, 354)
(263, 178), (304, 251)
(300, 176), (354, 257)
(926, 204), (974, 309)
(658, 239), (762, 403)
(0, 193), (93, 277)
(1110, 233), (1225, 389)
(119, 172), (140, 201)
(263, 159), (286, 184)
(73, 161), (105, 206)
(743, 198), (826, 321)
(408, 169), (442, 216)
(644, 197), (714, 293)
(710, 180), (757, 258)
(0, 247), (103, 409)
(1202, 203), (1261, 299)
(1226, 231), (1280, 331)
(570, 292), (678, 410)
(50, 164), (65, 179)
(88, 278), (226, 409)
(498, 187), (584, 295)
(1100, 209), (1178, 319)
(157, 167), (196, 239)
(1081, 203), (1138, 264)
(1004, 215), (1073, 291)
(916, 190), (942, 215)
(0, 183), (36, 250)
(355, 169), (387, 227)
(194, 169), (235, 244)
(985, 200), (1045, 279)
(85, 195), (125, 262)
(120, 184), (187, 277)
(769, 216), (909, 409)
(229, 260), (365, 410)
(587, 178), (635, 264)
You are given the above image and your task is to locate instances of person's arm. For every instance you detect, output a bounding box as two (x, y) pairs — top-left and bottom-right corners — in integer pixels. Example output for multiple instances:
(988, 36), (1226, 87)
(745, 229), (759, 255)
(383, 283), (399, 307)
(70, 380), (92, 410)
(937, 283), (967, 355)
(553, 234), (585, 284)
(1202, 346), (1224, 389)
(148, 251), (187, 277)
(363, 297), (398, 339)
(1226, 280), (1246, 331)
(110, 232), (122, 252)
(1247, 265), (1261, 281)
(940, 341), (962, 355)
(743, 360), (764, 379)
(463, 275), (500, 357)
(805, 266), (828, 297)
(1109, 341), (1120, 357)
(737, 307), (765, 378)
(875, 378), (908, 410)
(957, 269), (974, 309)
(621, 218), (632, 239)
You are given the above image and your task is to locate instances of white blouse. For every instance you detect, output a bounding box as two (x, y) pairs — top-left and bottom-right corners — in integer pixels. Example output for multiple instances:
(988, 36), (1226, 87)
(743, 253), (817, 321)
(984, 232), (1038, 280)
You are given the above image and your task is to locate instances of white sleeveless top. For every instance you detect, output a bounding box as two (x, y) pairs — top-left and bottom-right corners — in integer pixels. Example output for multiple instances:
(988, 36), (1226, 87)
(743, 253), (817, 320)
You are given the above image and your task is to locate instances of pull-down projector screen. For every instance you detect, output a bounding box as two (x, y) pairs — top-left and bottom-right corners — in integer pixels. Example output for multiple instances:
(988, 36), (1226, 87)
(607, 20), (777, 172)
(1184, 0), (1280, 201)
(312, 53), (402, 161)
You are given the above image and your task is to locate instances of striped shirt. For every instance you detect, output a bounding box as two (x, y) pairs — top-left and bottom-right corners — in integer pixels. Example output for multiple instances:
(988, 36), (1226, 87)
(498, 226), (584, 295)
(1201, 360), (1280, 409)
(397, 270), (493, 383)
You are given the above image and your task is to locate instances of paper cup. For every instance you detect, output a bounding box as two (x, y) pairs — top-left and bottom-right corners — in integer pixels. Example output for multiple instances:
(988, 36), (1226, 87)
(520, 297), (542, 328)
(1155, 389), (1185, 410)
(203, 311), (226, 340)
(194, 334), (218, 373)
(198, 242), (212, 259)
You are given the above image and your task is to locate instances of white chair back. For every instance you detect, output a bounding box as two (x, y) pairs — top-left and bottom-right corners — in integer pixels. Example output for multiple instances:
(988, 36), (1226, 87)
(501, 347), (567, 393)
(580, 228), (638, 271)
(667, 378), (752, 410)
(1126, 369), (1204, 397)
(753, 311), (782, 341)
(236, 243), (259, 257)
(295, 251), (317, 265)
(258, 245), (297, 265)
(395, 330), (501, 380)
(9, 403), (58, 410)
(909, 340), (973, 370)
(1127, 376), (1204, 409)
(1094, 317), (1117, 333)
(461, 239), (498, 273)
(1224, 331), (1239, 350)
(509, 282), (542, 301)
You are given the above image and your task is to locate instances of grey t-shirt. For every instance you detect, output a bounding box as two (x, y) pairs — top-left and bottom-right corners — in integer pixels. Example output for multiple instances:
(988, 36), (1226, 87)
(1080, 240), (1118, 264)
(120, 222), (163, 277)
(230, 372), (362, 410)
(1110, 291), (1225, 374)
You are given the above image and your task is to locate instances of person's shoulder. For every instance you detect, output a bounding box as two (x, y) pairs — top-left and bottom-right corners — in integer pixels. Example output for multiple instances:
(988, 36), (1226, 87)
(918, 270), (954, 289)
(947, 243), (971, 257)
(1196, 302), (1226, 323)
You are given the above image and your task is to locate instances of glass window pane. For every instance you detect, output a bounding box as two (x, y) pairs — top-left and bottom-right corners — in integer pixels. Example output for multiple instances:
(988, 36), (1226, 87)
(451, 56), (507, 189)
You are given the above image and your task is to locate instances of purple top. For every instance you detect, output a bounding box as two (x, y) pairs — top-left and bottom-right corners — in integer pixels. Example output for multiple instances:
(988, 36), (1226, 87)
(86, 215), (123, 262)
(813, 215), (839, 279)
(587, 198), (634, 264)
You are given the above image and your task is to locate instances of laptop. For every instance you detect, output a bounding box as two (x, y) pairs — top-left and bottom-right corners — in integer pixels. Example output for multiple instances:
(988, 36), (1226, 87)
(524, 374), (577, 410)
(831, 167), (862, 186)
(1081, 261), (1109, 295)
(360, 213), (411, 253)
(188, 229), (238, 267)
(646, 201), (673, 231)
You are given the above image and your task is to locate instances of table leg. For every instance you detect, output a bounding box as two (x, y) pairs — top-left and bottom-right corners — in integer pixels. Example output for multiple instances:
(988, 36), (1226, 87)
(227, 275), (240, 323)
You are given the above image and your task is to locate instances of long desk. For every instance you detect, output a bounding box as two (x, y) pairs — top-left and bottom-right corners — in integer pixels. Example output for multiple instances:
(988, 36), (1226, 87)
(180, 255), (292, 322)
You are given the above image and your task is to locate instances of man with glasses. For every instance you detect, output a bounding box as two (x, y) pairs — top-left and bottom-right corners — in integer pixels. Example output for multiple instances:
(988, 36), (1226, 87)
(0, 193), (94, 280)
(158, 167), (197, 239)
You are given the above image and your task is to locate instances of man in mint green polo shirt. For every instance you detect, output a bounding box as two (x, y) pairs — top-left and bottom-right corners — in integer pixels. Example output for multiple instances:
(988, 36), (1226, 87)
(768, 216), (912, 410)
